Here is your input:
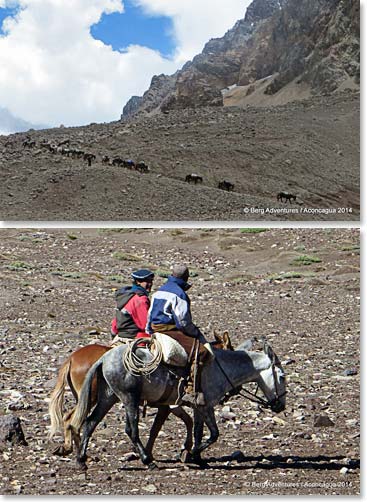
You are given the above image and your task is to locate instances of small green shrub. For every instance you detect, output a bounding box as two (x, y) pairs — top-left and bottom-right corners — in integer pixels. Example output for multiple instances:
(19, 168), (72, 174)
(107, 274), (126, 283)
(291, 255), (322, 266)
(240, 228), (268, 234)
(6, 261), (34, 271)
(269, 271), (315, 280)
(112, 252), (142, 262)
(341, 245), (360, 253)
(170, 229), (184, 236)
(156, 269), (198, 278)
(50, 270), (84, 279)
(156, 269), (171, 278)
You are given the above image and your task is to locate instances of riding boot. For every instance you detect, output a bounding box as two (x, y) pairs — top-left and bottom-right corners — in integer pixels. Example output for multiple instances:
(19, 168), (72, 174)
(179, 380), (197, 405)
(179, 362), (206, 406)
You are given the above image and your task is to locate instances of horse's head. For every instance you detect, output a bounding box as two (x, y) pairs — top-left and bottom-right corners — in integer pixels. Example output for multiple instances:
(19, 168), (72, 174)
(256, 340), (286, 413)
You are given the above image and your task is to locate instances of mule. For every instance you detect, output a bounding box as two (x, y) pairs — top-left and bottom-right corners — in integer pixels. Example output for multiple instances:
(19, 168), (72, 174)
(49, 332), (232, 459)
(112, 157), (123, 166)
(185, 174), (203, 184)
(218, 180), (234, 191)
(136, 161), (149, 173)
(70, 339), (285, 470)
(84, 153), (96, 166)
(277, 191), (296, 203)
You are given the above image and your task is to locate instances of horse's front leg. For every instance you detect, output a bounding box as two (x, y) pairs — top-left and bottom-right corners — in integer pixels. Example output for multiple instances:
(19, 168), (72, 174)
(191, 406), (219, 465)
(170, 405), (193, 462)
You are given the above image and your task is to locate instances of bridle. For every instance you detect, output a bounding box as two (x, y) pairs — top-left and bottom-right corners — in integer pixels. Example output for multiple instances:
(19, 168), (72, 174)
(216, 353), (286, 410)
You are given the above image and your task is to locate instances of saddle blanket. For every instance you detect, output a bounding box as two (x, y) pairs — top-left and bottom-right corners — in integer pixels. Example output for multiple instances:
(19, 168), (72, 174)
(152, 332), (188, 367)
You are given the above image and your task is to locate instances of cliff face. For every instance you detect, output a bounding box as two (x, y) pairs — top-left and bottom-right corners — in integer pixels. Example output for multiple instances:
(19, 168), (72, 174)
(243, 0), (360, 95)
(121, 0), (359, 117)
(122, 73), (177, 117)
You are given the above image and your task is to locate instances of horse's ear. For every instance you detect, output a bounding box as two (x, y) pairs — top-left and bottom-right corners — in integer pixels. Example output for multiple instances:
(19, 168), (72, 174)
(222, 331), (234, 351)
(213, 330), (221, 343)
(263, 340), (275, 362)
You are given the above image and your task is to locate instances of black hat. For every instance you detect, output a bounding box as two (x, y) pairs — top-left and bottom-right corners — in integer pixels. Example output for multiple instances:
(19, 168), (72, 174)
(131, 269), (155, 281)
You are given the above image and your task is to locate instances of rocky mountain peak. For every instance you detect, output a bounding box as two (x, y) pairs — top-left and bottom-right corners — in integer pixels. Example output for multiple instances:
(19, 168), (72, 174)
(244, 0), (283, 24)
(121, 0), (359, 118)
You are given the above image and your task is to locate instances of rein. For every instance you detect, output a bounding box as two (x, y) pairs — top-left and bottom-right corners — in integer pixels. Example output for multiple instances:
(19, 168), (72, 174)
(214, 354), (285, 409)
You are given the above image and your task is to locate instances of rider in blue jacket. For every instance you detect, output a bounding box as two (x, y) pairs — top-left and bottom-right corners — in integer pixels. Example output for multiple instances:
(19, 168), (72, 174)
(146, 264), (212, 405)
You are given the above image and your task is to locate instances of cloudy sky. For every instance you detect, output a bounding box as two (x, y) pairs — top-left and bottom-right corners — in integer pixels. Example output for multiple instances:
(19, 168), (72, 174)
(0, 0), (251, 130)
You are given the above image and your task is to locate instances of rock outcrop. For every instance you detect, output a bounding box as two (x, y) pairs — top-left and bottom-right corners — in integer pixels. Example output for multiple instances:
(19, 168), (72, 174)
(122, 0), (359, 117)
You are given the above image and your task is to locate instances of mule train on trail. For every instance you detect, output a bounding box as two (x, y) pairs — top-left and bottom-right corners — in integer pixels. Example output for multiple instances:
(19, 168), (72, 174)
(48, 332), (232, 461)
(68, 337), (286, 471)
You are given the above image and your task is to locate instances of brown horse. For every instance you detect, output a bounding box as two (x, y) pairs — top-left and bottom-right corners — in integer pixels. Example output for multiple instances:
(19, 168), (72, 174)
(48, 332), (233, 460)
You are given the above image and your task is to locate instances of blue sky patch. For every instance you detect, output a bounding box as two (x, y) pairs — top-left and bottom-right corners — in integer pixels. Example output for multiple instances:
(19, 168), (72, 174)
(0, 6), (19, 35)
(90, 0), (176, 57)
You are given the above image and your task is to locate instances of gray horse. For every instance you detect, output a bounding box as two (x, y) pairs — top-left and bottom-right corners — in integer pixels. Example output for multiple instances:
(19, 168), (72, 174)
(70, 340), (286, 470)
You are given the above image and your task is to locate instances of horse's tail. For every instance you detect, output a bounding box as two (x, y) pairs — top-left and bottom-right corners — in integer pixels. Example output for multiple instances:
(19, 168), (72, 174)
(69, 358), (102, 434)
(48, 358), (71, 439)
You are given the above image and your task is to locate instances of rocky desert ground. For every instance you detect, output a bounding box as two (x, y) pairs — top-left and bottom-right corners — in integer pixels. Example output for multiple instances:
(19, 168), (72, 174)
(0, 228), (360, 495)
(0, 91), (359, 221)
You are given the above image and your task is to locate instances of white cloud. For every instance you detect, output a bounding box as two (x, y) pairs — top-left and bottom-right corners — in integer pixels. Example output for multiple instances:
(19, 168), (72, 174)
(133, 0), (251, 63)
(0, 0), (251, 128)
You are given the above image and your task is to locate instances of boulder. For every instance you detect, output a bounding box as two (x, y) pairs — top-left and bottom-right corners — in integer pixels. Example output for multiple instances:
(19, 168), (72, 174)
(0, 415), (28, 446)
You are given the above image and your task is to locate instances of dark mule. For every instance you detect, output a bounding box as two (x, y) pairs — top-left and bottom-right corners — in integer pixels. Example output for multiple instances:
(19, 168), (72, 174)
(136, 161), (149, 173)
(70, 339), (286, 470)
(23, 139), (36, 148)
(112, 157), (123, 166)
(185, 174), (203, 184)
(218, 180), (234, 191)
(49, 333), (232, 459)
(277, 191), (296, 203)
(84, 153), (96, 166)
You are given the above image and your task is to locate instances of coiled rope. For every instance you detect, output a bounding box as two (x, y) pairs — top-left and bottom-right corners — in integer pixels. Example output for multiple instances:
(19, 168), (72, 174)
(122, 337), (163, 376)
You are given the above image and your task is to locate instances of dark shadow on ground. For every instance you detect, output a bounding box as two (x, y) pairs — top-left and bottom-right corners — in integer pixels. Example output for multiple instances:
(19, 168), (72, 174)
(153, 453), (360, 472)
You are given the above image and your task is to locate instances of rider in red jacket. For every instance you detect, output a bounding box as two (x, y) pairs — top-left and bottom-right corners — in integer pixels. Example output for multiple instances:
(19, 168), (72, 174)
(111, 269), (154, 340)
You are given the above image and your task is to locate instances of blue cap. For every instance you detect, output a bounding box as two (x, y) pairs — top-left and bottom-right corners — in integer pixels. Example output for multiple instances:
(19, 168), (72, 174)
(131, 269), (155, 281)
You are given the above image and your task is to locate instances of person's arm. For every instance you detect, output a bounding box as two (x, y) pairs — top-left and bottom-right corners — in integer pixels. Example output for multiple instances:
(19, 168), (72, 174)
(172, 295), (201, 338)
(128, 295), (150, 332)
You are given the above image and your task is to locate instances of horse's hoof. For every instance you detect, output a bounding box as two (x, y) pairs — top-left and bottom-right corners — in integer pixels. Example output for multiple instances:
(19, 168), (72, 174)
(52, 445), (72, 457)
(180, 450), (193, 464)
(148, 462), (158, 471)
(76, 460), (88, 472)
(191, 453), (208, 467)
